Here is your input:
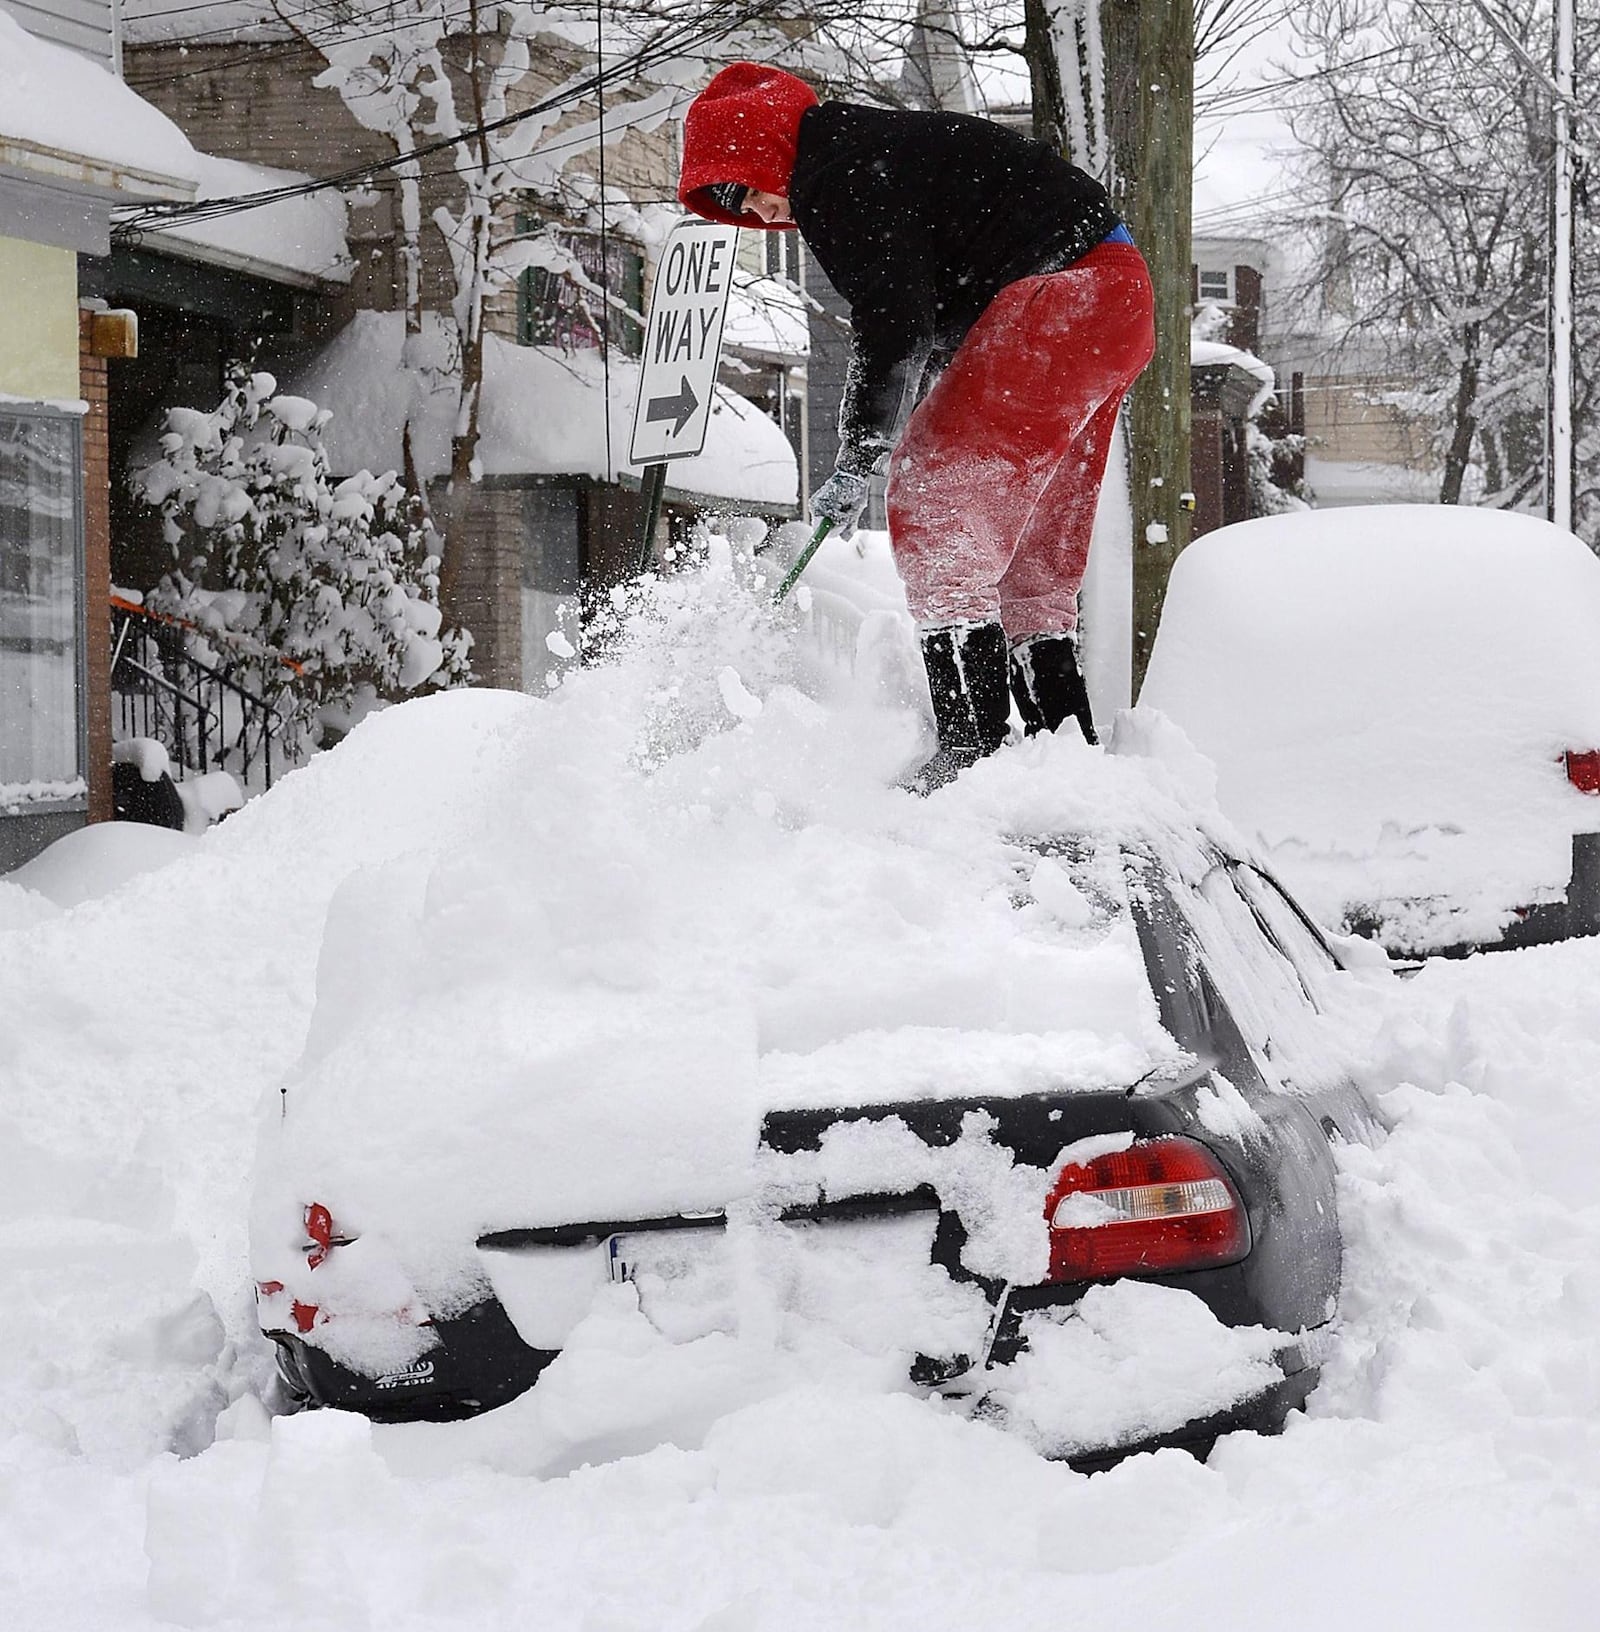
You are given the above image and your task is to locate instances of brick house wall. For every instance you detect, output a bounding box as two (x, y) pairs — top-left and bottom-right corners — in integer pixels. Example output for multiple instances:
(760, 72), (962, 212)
(436, 484), (523, 690)
(129, 35), (680, 341)
(1190, 361), (1262, 539)
(124, 43), (408, 315)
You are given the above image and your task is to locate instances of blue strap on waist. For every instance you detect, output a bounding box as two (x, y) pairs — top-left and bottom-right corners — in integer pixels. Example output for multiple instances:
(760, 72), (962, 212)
(1103, 223), (1135, 246)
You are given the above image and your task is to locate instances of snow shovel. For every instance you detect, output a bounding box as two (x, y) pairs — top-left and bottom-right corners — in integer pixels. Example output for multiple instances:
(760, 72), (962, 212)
(772, 517), (833, 605)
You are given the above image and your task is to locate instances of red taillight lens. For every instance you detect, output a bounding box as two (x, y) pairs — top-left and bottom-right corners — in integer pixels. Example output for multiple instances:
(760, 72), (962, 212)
(254, 1281), (319, 1334)
(1044, 1137), (1249, 1282)
(303, 1202), (349, 1269)
(1565, 751), (1600, 794)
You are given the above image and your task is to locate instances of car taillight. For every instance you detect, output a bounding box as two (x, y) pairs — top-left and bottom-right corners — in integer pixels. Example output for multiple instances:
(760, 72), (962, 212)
(255, 1280), (320, 1334)
(303, 1202), (355, 1269)
(1565, 751), (1600, 794)
(1044, 1137), (1249, 1282)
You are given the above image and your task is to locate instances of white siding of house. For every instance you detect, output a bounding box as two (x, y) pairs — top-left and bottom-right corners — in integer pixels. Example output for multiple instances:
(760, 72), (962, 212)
(2, 0), (118, 73)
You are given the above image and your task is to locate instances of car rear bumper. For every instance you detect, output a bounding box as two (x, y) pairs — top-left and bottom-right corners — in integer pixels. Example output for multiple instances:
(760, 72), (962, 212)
(1060, 1360), (1319, 1473)
(266, 1282), (1322, 1470)
(268, 1296), (555, 1422)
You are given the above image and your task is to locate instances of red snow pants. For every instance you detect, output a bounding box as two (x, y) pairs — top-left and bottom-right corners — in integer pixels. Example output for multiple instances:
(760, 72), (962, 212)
(885, 241), (1155, 640)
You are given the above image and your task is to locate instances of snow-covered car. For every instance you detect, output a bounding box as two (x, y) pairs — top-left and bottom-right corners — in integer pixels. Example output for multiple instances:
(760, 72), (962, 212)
(1140, 505), (1600, 957)
(251, 718), (1386, 1468)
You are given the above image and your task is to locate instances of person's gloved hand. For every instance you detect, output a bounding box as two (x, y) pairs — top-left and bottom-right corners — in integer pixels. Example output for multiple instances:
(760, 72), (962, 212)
(809, 467), (871, 539)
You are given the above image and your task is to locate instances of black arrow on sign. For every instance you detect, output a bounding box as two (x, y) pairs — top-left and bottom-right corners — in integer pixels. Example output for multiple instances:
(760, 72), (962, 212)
(646, 374), (699, 437)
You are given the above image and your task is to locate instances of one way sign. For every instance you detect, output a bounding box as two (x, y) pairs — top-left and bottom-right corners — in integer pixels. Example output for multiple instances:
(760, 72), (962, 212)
(629, 220), (739, 466)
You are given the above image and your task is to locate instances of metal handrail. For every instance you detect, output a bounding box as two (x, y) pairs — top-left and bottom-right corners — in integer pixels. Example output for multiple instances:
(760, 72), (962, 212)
(110, 600), (290, 791)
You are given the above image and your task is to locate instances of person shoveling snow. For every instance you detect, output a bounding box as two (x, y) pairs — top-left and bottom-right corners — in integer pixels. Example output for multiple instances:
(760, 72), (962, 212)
(680, 62), (1155, 789)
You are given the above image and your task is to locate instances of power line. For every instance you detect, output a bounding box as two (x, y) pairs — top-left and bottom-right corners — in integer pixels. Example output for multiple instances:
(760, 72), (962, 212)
(122, 0), (435, 66)
(125, 0), (285, 21)
(113, 0), (771, 239)
(129, 0), (282, 18)
(122, 1), (490, 88)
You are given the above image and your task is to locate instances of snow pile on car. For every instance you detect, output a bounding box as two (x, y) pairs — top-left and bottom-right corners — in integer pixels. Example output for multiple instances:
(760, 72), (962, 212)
(1140, 505), (1600, 949)
(251, 532), (1230, 1370)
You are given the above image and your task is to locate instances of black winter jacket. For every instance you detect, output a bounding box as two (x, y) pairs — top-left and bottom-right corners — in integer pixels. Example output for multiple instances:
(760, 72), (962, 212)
(788, 103), (1120, 475)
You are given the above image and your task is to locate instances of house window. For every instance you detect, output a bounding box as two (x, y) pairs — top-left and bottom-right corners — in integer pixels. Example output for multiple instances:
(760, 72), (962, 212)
(0, 410), (84, 811)
(1197, 267), (1234, 305)
(517, 226), (644, 358)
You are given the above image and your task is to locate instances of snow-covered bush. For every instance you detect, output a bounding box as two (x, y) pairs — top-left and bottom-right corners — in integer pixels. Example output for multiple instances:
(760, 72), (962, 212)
(1247, 406), (1310, 517)
(137, 368), (471, 754)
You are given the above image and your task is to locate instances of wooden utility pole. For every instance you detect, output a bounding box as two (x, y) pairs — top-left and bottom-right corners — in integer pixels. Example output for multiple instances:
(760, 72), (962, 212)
(1027, 2), (1195, 692)
(1118, 1), (1194, 692)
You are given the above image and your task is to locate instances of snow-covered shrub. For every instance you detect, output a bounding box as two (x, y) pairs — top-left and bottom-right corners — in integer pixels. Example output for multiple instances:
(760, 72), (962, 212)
(136, 368), (471, 755)
(1247, 405), (1310, 517)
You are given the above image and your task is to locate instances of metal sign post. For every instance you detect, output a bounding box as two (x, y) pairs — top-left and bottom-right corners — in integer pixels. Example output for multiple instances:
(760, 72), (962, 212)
(1552, 0), (1574, 533)
(629, 220), (740, 573)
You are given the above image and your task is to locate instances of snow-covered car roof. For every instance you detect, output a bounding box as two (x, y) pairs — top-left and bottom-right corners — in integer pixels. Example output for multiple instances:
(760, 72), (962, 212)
(1140, 505), (1600, 950)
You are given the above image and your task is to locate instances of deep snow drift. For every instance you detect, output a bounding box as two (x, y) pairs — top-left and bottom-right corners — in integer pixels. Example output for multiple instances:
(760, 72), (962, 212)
(3, 530), (1599, 1630)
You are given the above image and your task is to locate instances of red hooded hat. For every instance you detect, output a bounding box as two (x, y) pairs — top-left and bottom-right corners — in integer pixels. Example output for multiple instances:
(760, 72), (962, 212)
(678, 62), (818, 229)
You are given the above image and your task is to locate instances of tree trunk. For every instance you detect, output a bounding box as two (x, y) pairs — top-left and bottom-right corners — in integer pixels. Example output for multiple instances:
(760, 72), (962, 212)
(1439, 321), (1481, 504)
(1023, 0), (1067, 151)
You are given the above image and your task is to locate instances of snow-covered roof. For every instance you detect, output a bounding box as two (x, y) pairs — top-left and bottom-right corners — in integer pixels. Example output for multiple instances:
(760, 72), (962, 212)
(1141, 505), (1600, 948)
(1192, 233), (1273, 263)
(0, 8), (197, 198)
(723, 270), (809, 364)
(292, 311), (797, 508)
(1190, 336), (1276, 415)
(149, 153), (352, 288)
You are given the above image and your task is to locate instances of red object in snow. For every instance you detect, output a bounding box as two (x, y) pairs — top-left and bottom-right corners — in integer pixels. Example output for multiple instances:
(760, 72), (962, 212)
(1565, 751), (1600, 793)
(304, 1202), (335, 1269)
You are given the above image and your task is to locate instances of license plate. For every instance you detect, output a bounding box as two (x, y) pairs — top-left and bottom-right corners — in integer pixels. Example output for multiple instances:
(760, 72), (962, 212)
(603, 1212), (994, 1361)
(606, 1224), (734, 1343)
(606, 1223), (727, 1286)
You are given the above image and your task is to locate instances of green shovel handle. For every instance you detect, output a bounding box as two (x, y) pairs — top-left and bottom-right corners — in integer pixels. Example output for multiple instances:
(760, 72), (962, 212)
(772, 518), (834, 604)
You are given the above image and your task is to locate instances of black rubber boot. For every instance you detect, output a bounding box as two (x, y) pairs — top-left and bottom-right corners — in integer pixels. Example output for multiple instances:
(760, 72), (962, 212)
(1010, 632), (1097, 744)
(907, 621), (1011, 793)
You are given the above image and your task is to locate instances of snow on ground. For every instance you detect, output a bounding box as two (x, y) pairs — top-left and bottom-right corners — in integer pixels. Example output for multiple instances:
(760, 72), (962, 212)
(3, 532), (1600, 1628)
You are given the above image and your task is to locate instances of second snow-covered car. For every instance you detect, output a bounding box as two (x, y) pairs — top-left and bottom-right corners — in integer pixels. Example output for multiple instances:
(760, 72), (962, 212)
(1140, 505), (1600, 958)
